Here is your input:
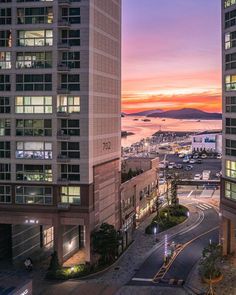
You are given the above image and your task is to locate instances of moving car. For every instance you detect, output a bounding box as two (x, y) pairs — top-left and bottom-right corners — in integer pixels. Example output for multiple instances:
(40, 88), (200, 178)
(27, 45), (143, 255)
(185, 165), (193, 171)
(183, 157), (190, 163)
(168, 162), (175, 169)
(189, 159), (196, 164)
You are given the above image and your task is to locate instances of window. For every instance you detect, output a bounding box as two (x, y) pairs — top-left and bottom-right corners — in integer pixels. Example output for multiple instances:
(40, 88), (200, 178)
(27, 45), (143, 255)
(16, 164), (52, 182)
(225, 0), (236, 8)
(0, 0), (11, 2)
(16, 52), (52, 69)
(43, 227), (54, 249)
(60, 142), (80, 159)
(225, 31), (236, 50)
(16, 119), (52, 136)
(0, 8), (11, 25)
(61, 8), (80, 24)
(16, 142), (52, 159)
(17, 30), (53, 47)
(0, 97), (10, 113)
(17, 7), (53, 24)
(0, 164), (10, 180)
(0, 119), (10, 136)
(15, 186), (53, 205)
(17, 0), (53, 2)
(16, 74), (52, 91)
(225, 9), (236, 28)
(61, 74), (80, 91)
(57, 96), (80, 113)
(226, 160), (236, 178)
(15, 96), (52, 114)
(0, 52), (11, 69)
(226, 75), (236, 91)
(60, 119), (80, 136)
(61, 30), (80, 46)
(0, 142), (10, 158)
(225, 181), (236, 201)
(61, 51), (80, 68)
(226, 53), (236, 70)
(0, 75), (10, 91)
(0, 31), (11, 47)
(0, 186), (11, 203)
(61, 165), (80, 181)
(226, 139), (236, 156)
(226, 96), (236, 113)
(61, 186), (80, 204)
(226, 118), (236, 134)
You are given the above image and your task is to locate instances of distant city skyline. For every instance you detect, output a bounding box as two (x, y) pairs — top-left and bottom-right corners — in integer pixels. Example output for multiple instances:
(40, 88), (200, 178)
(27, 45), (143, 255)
(122, 0), (221, 113)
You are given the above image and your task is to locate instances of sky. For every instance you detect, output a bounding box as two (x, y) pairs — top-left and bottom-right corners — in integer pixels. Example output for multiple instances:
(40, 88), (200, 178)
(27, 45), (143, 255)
(122, 0), (222, 113)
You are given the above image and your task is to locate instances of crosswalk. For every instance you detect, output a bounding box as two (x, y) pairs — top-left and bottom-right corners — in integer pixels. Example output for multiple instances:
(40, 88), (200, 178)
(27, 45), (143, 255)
(196, 203), (212, 211)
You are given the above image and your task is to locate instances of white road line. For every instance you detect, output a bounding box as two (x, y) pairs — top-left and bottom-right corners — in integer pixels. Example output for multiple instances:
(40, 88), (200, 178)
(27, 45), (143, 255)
(202, 203), (212, 209)
(132, 278), (153, 282)
(186, 190), (194, 198)
(196, 205), (207, 211)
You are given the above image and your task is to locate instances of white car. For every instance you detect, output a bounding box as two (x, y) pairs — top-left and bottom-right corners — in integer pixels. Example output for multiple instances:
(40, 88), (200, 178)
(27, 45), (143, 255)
(189, 159), (196, 164)
(194, 173), (202, 180)
(159, 178), (166, 185)
(193, 154), (199, 159)
(216, 154), (222, 159)
(168, 162), (175, 169)
(183, 157), (189, 163)
(201, 154), (207, 159)
(178, 153), (185, 158)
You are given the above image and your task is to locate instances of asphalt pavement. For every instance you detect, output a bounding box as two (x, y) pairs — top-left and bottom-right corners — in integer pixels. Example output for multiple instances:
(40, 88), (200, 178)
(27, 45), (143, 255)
(129, 205), (219, 287)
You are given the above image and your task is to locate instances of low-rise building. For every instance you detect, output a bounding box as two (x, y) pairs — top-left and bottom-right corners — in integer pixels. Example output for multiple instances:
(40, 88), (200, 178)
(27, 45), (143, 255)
(191, 130), (222, 153)
(120, 157), (159, 247)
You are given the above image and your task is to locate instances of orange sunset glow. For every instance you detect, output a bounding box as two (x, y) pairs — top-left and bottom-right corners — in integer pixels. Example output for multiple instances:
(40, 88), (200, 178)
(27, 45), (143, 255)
(122, 1), (222, 114)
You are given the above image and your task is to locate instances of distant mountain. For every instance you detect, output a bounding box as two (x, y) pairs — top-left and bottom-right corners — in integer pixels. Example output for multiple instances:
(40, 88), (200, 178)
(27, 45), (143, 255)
(127, 109), (163, 116)
(146, 108), (222, 120)
(121, 112), (127, 117)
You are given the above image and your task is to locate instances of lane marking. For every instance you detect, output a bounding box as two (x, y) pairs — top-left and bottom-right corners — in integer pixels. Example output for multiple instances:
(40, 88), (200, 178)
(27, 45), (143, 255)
(152, 226), (219, 283)
(132, 278), (153, 282)
(186, 190), (194, 198)
(202, 203), (212, 209)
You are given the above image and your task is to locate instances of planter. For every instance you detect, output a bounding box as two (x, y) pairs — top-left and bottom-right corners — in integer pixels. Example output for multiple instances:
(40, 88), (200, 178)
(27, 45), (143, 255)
(203, 274), (223, 284)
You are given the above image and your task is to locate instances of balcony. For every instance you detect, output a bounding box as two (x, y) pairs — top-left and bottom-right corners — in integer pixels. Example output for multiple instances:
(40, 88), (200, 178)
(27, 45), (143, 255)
(57, 64), (70, 72)
(58, 178), (70, 183)
(57, 88), (70, 94)
(57, 110), (70, 117)
(57, 130), (70, 140)
(58, 0), (71, 6)
(58, 42), (70, 50)
(58, 20), (71, 28)
(57, 154), (71, 163)
(57, 202), (70, 211)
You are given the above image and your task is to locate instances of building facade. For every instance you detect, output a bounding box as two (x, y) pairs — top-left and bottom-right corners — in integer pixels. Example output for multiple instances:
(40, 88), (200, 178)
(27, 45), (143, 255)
(191, 131), (222, 154)
(0, 0), (121, 264)
(120, 157), (159, 247)
(221, 0), (236, 255)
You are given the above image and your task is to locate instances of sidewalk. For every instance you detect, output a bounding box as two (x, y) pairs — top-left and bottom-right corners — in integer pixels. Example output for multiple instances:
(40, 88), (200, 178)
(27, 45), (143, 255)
(186, 257), (236, 295)
(91, 204), (200, 287)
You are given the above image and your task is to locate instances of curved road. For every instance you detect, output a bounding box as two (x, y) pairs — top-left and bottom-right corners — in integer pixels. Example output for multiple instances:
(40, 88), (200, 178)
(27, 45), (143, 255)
(130, 203), (219, 287)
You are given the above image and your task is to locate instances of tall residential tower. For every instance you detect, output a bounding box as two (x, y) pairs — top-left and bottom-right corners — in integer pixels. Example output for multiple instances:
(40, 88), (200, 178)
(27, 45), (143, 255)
(221, 0), (236, 255)
(0, 0), (121, 263)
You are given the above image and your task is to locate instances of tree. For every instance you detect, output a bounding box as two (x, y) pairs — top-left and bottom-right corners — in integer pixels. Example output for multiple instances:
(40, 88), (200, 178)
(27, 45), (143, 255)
(48, 251), (61, 272)
(92, 223), (120, 264)
(199, 243), (222, 280)
(170, 174), (179, 207)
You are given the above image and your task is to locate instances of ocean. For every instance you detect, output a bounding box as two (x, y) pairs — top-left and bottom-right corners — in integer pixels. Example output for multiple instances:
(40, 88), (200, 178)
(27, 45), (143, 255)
(121, 116), (222, 147)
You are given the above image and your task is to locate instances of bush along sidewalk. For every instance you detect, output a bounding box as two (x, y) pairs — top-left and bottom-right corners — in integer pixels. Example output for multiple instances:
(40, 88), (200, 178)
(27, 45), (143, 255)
(46, 223), (124, 280)
(145, 204), (188, 234)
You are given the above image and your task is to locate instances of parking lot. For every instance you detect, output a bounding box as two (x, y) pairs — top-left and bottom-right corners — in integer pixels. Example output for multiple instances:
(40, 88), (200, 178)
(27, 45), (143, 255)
(159, 154), (222, 180)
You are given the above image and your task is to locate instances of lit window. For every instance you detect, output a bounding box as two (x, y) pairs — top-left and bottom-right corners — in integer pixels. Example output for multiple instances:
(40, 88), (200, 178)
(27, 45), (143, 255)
(17, 30), (53, 47)
(57, 96), (80, 113)
(61, 186), (80, 204)
(15, 186), (53, 205)
(16, 141), (52, 159)
(15, 96), (52, 114)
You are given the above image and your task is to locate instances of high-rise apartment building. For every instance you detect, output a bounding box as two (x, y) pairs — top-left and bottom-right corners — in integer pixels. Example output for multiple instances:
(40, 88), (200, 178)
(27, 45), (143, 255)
(0, 0), (121, 264)
(221, 0), (236, 254)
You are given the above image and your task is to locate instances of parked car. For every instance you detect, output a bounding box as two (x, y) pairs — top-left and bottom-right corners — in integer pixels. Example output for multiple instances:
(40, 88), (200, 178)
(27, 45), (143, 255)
(183, 157), (190, 163)
(189, 159), (196, 164)
(194, 173), (202, 180)
(168, 162), (175, 169)
(196, 159), (202, 164)
(159, 178), (166, 185)
(193, 154), (199, 159)
(202, 170), (211, 180)
(216, 154), (222, 159)
(178, 153), (185, 158)
(185, 165), (193, 171)
(159, 161), (168, 168)
(201, 154), (207, 159)
(176, 164), (183, 169)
